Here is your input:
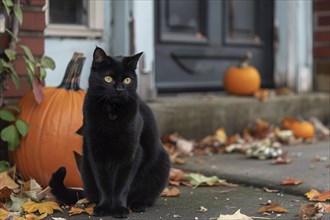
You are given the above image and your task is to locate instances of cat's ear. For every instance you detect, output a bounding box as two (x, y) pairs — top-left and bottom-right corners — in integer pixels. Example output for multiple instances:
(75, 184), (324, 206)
(93, 47), (108, 64)
(125, 52), (143, 70)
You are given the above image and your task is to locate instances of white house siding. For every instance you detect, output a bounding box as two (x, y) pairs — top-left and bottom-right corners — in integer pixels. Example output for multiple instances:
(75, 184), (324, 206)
(44, 0), (112, 89)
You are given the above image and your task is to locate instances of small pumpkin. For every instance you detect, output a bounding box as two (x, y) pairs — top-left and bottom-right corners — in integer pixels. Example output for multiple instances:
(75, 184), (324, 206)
(281, 117), (314, 139)
(10, 53), (86, 187)
(224, 52), (261, 95)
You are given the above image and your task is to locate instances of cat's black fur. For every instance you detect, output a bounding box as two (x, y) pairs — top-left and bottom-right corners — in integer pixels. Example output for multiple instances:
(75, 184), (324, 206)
(49, 47), (170, 218)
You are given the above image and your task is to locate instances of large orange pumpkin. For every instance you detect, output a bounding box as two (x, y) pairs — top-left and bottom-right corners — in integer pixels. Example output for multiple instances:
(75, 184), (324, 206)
(10, 53), (86, 187)
(281, 117), (315, 139)
(224, 52), (261, 95)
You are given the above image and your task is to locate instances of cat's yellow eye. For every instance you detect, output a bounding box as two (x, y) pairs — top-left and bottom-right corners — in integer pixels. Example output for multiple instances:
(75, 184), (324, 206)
(123, 77), (132, 84)
(104, 76), (113, 83)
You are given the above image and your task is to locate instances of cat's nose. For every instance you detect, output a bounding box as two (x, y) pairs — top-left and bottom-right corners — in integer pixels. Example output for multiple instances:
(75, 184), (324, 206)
(116, 84), (124, 92)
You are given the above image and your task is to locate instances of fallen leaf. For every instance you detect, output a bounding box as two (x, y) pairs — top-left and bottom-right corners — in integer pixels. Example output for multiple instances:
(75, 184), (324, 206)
(217, 209), (252, 220)
(0, 209), (23, 219)
(85, 205), (94, 215)
(272, 157), (292, 165)
(184, 173), (225, 188)
(305, 189), (330, 202)
(198, 206), (207, 213)
(23, 200), (62, 215)
(250, 119), (271, 139)
(297, 203), (325, 220)
(321, 203), (330, 213)
(0, 171), (19, 190)
(174, 158), (186, 165)
(52, 217), (67, 220)
(69, 206), (86, 216)
(25, 212), (48, 219)
(276, 87), (292, 95)
(305, 189), (320, 199)
(169, 168), (185, 182)
(0, 187), (12, 202)
(313, 156), (328, 162)
(0, 209), (10, 219)
(23, 179), (47, 202)
(254, 89), (269, 101)
(214, 128), (227, 143)
(9, 195), (28, 212)
(263, 187), (279, 193)
(169, 180), (180, 186)
(258, 202), (288, 213)
(161, 187), (181, 197)
(281, 177), (303, 185)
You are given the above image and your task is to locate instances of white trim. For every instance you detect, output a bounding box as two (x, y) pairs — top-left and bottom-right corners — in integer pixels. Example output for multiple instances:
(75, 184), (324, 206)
(274, 0), (313, 92)
(44, 0), (104, 38)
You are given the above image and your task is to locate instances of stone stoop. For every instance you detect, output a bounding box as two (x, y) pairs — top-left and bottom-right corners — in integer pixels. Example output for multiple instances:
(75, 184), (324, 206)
(148, 93), (330, 139)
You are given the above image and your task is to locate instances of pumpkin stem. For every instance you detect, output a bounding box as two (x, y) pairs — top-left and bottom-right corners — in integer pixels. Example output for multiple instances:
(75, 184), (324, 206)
(239, 52), (252, 68)
(58, 52), (86, 90)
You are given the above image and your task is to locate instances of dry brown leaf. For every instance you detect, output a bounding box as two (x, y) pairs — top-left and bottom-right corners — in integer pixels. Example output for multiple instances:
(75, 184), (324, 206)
(297, 203), (325, 220)
(69, 206), (86, 216)
(276, 87), (292, 95)
(242, 128), (254, 142)
(321, 203), (330, 213)
(161, 187), (181, 197)
(169, 180), (180, 186)
(169, 168), (185, 181)
(0, 171), (19, 190)
(85, 204), (95, 215)
(258, 202), (288, 213)
(174, 158), (186, 165)
(272, 157), (292, 165)
(249, 119), (271, 139)
(254, 89), (269, 101)
(281, 177), (303, 185)
(0, 186), (13, 202)
(305, 189), (330, 202)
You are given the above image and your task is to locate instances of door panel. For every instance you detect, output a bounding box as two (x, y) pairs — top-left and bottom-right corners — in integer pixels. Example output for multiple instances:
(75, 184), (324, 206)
(155, 0), (274, 93)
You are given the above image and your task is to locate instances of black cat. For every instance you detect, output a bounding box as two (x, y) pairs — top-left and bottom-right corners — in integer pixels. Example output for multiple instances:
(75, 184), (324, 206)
(49, 47), (170, 218)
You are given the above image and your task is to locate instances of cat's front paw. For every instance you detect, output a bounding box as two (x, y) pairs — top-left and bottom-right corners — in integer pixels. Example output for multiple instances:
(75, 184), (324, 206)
(110, 206), (129, 218)
(130, 202), (146, 212)
(93, 205), (111, 216)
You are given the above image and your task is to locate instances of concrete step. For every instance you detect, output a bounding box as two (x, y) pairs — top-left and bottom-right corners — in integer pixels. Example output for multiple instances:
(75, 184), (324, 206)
(148, 92), (330, 139)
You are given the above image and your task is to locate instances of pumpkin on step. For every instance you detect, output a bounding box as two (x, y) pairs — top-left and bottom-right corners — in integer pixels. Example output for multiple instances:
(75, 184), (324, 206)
(10, 53), (86, 187)
(224, 52), (261, 96)
(281, 117), (314, 139)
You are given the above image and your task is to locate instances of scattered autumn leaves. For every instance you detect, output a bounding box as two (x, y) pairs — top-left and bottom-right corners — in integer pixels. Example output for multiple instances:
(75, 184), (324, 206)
(0, 117), (328, 219)
(163, 117), (329, 163)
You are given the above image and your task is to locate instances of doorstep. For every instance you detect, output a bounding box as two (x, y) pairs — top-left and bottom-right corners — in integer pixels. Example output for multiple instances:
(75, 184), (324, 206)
(147, 92), (330, 139)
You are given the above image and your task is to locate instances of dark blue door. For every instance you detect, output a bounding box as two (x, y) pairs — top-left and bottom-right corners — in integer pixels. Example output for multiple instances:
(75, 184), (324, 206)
(155, 0), (274, 93)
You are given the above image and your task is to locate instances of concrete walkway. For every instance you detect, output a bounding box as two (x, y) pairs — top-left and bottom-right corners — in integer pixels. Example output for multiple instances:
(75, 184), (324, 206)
(176, 141), (330, 195)
(47, 141), (330, 220)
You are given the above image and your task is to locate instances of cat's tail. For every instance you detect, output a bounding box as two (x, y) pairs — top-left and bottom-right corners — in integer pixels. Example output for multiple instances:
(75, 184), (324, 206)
(49, 167), (85, 204)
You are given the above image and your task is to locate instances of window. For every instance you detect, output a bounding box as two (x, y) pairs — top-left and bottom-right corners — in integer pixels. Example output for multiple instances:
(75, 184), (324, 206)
(45, 0), (104, 38)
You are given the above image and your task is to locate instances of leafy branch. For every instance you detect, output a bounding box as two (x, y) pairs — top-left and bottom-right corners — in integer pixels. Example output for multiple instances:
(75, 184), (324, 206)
(0, 0), (56, 150)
